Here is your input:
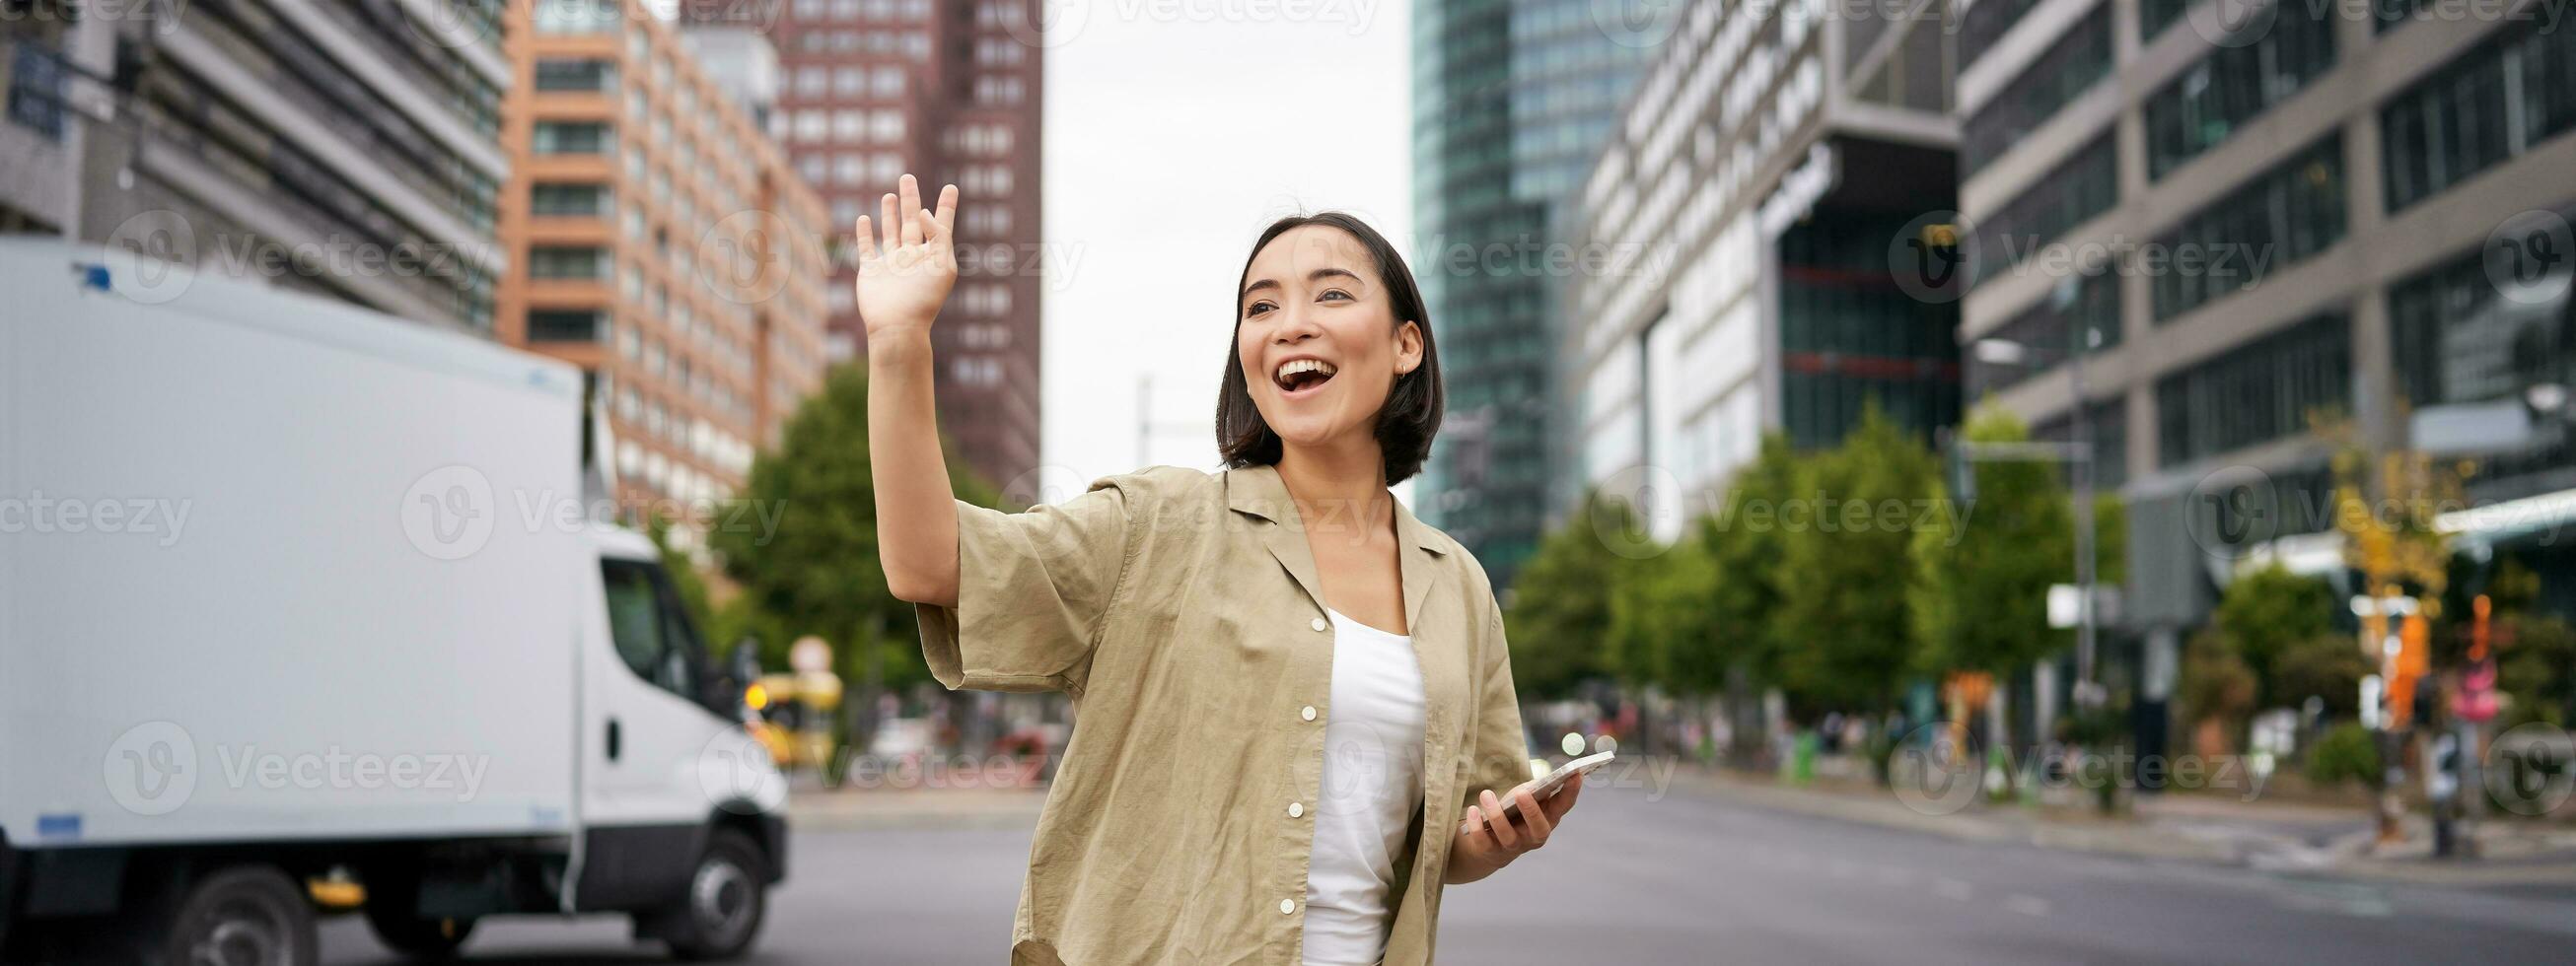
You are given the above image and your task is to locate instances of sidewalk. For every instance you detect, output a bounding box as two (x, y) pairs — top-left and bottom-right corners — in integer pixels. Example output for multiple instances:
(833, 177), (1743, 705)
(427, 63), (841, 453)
(786, 779), (1047, 832)
(1664, 765), (2576, 887)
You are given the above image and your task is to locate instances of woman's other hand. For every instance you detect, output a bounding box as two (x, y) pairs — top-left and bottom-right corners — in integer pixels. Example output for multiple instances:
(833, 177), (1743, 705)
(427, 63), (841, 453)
(1444, 775), (1581, 884)
(854, 173), (959, 342)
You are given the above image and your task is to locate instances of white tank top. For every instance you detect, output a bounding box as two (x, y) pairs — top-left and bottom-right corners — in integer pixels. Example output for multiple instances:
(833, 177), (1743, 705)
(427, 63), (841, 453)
(1300, 608), (1428, 966)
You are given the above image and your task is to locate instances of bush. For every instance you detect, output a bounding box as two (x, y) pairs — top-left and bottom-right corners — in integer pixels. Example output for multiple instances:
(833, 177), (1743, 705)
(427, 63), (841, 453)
(2306, 723), (2381, 789)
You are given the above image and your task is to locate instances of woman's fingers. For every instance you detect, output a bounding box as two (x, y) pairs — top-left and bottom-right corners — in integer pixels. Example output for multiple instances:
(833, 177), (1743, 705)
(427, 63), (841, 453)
(853, 217), (878, 261)
(1514, 788), (1553, 844)
(897, 174), (924, 246)
(1480, 791), (1519, 849)
(931, 183), (958, 240)
(879, 192), (900, 251)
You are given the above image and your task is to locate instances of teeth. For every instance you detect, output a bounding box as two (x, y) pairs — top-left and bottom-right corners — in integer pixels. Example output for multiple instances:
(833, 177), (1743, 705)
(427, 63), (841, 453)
(1274, 359), (1336, 384)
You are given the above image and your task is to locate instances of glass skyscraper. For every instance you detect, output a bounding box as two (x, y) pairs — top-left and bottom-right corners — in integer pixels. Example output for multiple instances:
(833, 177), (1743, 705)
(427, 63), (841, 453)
(1411, 0), (1659, 590)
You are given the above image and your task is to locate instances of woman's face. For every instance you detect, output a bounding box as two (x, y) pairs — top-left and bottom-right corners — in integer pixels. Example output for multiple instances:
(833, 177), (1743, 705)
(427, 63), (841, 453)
(1235, 225), (1423, 458)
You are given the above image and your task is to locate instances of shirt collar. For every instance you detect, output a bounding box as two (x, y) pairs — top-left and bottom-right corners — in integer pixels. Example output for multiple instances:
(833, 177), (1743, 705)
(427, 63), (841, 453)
(1222, 464), (1448, 557)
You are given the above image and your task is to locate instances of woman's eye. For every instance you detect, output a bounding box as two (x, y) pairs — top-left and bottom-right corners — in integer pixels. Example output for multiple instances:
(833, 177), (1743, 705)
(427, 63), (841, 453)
(1319, 289), (1352, 303)
(1245, 301), (1276, 316)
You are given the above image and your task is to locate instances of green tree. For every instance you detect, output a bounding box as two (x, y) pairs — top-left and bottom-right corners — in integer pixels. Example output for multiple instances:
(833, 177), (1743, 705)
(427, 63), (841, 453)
(2212, 564), (2339, 709)
(1606, 535), (1723, 692)
(1702, 435), (1800, 687)
(1908, 407), (2071, 680)
(1505, 492), (1635, 698)
(1773, 405), (1939, 714)
(708, 366), (995, 702)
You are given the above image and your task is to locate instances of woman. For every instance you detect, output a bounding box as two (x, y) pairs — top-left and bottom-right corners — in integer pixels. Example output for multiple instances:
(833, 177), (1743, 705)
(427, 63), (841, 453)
(860, 174), (1579, 965)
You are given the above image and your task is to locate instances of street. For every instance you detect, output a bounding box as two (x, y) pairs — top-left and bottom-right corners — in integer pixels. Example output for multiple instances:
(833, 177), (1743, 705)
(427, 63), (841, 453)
(320, 781), (2576, 964)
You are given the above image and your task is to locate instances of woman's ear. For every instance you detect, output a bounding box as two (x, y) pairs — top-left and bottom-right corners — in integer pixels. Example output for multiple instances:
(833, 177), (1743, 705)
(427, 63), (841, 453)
(1395, 319), (1424, 376)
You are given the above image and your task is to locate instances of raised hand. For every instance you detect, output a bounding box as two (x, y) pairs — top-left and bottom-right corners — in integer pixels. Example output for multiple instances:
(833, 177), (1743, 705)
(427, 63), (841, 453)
(853, 173), (959, 341)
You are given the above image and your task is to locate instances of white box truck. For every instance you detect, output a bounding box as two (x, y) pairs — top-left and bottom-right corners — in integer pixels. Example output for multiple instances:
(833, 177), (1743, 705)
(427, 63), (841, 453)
(0, 240), (789, 963)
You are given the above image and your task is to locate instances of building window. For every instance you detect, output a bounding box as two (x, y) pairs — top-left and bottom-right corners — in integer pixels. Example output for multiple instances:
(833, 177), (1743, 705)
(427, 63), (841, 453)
(532, 182), (612, 217)
(6, 42), (67, 141)
(529, 310), (608, 342)
(530, 245), (612, 280)
(534, 58), (617, 93)
(832, 108), (866, 141)
(1970, 134), (2117, 290)
(2144, 3), (2337, 180)
(535, 0), (621, 34)
(1961, 6), (2112, 175)
(533, 121), (613, 155)
(1957, 0), (2039, 72)
(2138, 0), (2188, 41)
(1966, 269), (2120, 399)
(2150, 135), (2346, 322)
(2156, 312), (2350, 465)
(2381, 21), (2576, 213)
(869, 108), (905, 142)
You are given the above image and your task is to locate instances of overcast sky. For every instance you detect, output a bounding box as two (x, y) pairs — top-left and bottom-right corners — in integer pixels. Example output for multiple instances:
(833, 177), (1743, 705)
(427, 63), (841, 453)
(1032, 1), (1415, 502)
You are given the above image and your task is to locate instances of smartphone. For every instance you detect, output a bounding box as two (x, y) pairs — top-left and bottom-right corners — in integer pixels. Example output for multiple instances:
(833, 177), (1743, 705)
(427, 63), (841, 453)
(1488, 750), (1613, 822)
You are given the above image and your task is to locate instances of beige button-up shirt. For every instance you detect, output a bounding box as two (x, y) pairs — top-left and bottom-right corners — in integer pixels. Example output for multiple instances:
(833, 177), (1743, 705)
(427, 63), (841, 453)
(917, 464), (1534, 965)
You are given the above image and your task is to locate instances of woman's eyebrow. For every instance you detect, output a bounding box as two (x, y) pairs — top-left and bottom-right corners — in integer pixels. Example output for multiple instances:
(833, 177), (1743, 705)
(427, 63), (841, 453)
(1241, 267), (1364, 302)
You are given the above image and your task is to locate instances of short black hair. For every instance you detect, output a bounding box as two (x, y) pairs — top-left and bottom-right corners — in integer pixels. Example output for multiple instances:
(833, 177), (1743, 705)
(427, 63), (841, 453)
(1216, 212), (1443, 485)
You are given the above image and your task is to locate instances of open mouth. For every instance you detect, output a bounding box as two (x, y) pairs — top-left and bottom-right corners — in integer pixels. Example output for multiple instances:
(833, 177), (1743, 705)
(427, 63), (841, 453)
(1273, 359), (1337, 394)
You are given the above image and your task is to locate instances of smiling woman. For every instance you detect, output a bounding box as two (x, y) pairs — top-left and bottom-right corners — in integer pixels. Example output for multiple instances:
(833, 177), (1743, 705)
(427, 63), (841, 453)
(853, 175), (1577, 966)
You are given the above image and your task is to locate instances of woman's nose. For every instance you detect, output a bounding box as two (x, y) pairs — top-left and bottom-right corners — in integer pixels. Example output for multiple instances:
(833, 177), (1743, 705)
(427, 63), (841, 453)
(1272, 308), (1321, 343)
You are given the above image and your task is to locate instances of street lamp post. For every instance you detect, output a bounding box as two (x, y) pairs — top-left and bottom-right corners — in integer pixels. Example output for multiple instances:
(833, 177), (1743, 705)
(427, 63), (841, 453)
(1970, 276), (2105, 710)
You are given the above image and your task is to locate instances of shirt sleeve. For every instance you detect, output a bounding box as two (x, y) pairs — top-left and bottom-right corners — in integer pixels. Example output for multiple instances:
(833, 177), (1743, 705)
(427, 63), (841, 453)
(914, 476), (1139, 695)
(1463, 600), (1535, 807)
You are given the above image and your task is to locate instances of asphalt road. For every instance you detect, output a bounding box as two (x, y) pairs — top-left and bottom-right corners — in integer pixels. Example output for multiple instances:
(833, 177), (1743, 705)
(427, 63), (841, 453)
(321, 782), (2576, 964)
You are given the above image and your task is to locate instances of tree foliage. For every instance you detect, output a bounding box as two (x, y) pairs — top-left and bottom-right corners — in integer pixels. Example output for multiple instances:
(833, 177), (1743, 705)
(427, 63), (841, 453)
(708, 366), (995, 694)
(1909, 407), (2070, 677)
(1504, 492), (1637, 696)
(1772, 405), (1939, 712)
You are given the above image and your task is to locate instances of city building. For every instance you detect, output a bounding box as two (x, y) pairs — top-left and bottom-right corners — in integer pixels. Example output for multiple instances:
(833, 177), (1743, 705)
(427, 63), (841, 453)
(498, 0), (830, 532)
(1955, 0), (2576, 716)
(755, 0), (1043, 491)
(1411, 0), (1662, 588)
(1, 0), (511, 330)
(1567, 0), (1962, 541)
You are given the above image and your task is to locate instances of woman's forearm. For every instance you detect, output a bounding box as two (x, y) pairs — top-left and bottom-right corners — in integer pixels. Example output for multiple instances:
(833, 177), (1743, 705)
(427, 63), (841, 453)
(869, 326), (961, 606)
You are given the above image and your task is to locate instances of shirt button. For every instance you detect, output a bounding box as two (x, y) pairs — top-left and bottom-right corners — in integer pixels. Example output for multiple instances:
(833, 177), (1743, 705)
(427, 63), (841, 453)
(1310, 617), (1327, 632)
(1300, 705), (1317, 722)
(1279, 898), (1296, 915)
(1288, 801), (1305, 818)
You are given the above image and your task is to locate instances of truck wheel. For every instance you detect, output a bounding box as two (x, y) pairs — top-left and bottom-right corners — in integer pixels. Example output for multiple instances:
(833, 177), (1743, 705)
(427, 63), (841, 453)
(158, 865), (318, 966)
(660, 830), (767, 961)
(362, 906), (474, 960)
